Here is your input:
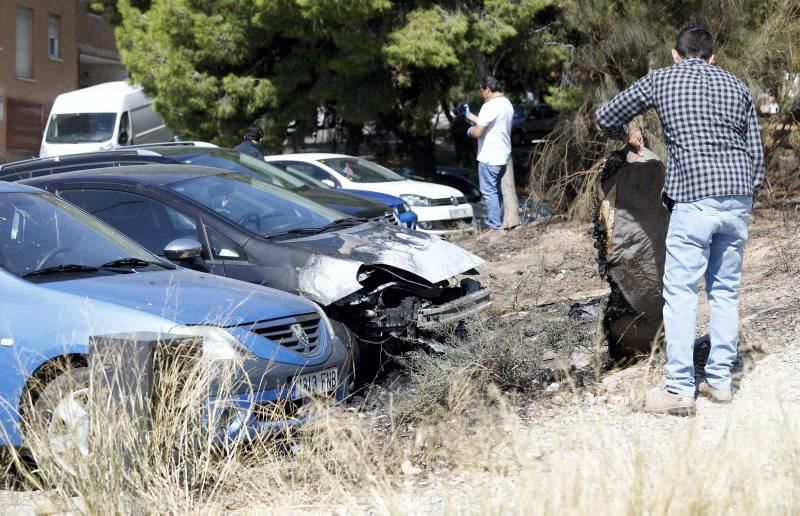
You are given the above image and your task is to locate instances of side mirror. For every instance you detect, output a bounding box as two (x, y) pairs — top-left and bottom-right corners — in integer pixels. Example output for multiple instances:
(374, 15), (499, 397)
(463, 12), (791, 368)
(320, 179), (336, 188)
(164, 238), (203, 261)
(118, 131), (129, 145)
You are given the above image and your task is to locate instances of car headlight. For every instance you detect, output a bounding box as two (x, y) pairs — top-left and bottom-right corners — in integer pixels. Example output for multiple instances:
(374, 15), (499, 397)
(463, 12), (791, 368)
(172, 325), (249, 361)
(400, 194), (432, 206)
(312, 303), (336, 340)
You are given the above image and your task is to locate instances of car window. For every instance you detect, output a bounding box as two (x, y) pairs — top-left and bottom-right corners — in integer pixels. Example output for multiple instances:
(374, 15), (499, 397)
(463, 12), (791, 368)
(0, 192), (162, 277)
(118, 111), (131, 144)
(168, 173), (344, 237)
(319, 157), (405, 183)
(206, 226), (248, 261)
(278, 161), (339, 186)
(59, 189), (198, 256)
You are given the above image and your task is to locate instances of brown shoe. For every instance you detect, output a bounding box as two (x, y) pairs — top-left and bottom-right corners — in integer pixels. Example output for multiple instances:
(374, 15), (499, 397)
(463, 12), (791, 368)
(642, 388), (696, 416)
(697, 381), (732, 403)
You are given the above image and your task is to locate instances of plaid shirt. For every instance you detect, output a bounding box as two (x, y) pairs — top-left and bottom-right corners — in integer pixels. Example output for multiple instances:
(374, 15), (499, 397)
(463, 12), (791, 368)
(596, 58), (765, 203)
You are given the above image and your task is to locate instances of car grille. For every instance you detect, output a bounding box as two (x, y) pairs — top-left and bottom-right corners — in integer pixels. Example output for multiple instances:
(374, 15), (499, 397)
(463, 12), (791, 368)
(384, 211), (400, 226)
(429, 196), (468, 207)
(247, 313), (322, 355)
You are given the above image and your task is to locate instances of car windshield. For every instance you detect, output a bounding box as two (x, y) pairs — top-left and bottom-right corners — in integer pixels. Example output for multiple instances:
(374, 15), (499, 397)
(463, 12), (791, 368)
(158, 148), (315, 191)
(45, 113), (117, 143)
(167, 173), (347, 237)
(0, 192), (163, 278)
(319, 157), (405, 183)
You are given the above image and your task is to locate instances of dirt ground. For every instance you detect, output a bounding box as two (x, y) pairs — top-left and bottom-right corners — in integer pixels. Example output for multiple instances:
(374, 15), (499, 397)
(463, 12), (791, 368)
(2, 205), (798, 513)
(382, 203), (800, 511)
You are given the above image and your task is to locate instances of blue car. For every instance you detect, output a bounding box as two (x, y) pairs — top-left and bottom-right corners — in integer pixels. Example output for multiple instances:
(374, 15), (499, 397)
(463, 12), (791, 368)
(0, 182), (350, 454)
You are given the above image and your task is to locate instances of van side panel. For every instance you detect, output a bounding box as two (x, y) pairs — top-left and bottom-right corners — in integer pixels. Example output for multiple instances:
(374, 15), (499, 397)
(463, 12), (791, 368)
(130, 104), (174, 144)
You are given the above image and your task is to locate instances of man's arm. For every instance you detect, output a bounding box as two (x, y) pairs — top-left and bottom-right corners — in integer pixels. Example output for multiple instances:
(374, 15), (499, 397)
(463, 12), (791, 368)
(468, 101), (503, 139)
(744, 96), (765, 193)
(466, 112), (486, 138)
(596, 75), (654, 140)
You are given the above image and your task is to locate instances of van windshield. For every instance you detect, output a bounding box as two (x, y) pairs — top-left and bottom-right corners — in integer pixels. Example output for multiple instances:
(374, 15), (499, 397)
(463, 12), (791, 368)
(45, 113), (117, 143)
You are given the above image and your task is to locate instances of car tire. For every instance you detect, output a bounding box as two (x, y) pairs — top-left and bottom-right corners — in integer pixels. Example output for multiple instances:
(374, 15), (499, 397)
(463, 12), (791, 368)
(25, 367), (92, 475)
(330, 320), (380, 389)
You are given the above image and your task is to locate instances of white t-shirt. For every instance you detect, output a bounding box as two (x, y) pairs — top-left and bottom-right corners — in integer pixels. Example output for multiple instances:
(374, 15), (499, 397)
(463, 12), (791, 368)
(476, 95), (514, 166)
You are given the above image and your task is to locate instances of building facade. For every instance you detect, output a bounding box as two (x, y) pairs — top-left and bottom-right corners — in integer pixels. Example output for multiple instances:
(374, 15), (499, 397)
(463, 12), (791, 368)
(0, 0), (125, 163)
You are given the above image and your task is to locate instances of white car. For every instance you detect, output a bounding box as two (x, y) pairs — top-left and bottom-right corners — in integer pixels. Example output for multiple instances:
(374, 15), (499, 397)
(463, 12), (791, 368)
(264, 153), (475, 236)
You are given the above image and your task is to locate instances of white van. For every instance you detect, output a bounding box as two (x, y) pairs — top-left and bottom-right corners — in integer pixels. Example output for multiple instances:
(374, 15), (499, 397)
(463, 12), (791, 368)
(39, 82), (174, 158)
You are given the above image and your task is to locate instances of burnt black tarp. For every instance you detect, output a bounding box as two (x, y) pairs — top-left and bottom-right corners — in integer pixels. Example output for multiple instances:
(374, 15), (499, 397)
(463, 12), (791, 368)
(596, 156), (670, 354)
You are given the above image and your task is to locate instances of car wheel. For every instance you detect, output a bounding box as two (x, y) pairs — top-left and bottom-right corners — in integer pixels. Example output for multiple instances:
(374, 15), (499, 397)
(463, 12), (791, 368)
(26, 367), (92, 475)
(330, 320), (380, 389)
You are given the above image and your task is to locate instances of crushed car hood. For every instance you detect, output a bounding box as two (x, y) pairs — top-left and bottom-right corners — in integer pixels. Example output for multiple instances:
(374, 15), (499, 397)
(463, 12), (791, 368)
(277, 224), (484, 305)
(43, 268), (317, 326)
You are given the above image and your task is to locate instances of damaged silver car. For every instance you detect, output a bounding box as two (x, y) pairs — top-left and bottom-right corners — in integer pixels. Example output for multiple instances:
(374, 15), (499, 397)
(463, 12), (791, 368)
(23, 165), (492, 378)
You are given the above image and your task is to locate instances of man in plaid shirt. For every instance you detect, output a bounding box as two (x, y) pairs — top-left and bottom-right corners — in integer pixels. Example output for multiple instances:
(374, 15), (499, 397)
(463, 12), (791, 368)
(596, 26), (764, 416)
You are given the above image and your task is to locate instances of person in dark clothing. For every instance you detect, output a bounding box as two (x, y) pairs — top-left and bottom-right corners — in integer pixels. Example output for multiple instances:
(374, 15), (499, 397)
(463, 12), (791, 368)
(596, 26), (764, 416)
(233, 126), (264, 159)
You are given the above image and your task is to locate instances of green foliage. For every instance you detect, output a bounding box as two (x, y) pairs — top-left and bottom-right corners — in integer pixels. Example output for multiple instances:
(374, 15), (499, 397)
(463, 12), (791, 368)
(528, 0), (800, 213)
(111, 0), (557, 156)
(544, 85), (585, 112)
(385, 7), (469, 69)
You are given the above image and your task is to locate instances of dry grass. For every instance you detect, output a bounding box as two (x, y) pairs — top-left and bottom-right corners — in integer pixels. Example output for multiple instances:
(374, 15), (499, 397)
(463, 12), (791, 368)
(1, 312), (798, 513)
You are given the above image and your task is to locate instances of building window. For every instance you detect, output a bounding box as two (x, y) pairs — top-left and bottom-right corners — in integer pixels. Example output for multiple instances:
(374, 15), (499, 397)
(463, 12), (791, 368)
(16, 8), (33, 79)
(48, 15), (61, 60)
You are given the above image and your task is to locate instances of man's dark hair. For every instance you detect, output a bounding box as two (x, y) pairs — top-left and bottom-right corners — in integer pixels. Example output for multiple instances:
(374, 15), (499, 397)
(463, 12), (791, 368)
(480, 75), (502, 93)
(243, 126), (263, 141)
(675, 25), (714, 59)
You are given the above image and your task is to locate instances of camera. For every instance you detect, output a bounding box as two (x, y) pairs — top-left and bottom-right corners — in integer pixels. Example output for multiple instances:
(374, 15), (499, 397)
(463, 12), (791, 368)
(452, 102), (468, 118)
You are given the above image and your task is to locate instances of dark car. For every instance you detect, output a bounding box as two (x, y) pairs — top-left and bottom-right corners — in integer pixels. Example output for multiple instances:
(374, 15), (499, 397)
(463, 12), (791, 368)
(511, 103), (559, 146)
(0, 146), (412, 227)
(23, 166), (491, 376)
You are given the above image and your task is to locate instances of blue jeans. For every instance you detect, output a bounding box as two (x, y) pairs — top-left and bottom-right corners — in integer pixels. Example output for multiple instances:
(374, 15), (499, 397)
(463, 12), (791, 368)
(478, 162), (506, 229)
(663, 195), (752, 397)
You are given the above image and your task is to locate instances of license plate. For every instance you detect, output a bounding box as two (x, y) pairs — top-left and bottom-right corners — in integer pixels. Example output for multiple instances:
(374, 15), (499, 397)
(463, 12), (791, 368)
(450, 208), (469, 218)
(291, 368), (338, 400)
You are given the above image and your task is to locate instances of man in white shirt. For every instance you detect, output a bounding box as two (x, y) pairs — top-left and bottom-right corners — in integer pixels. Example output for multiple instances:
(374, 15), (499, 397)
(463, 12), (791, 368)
(466, 76), (515, 230)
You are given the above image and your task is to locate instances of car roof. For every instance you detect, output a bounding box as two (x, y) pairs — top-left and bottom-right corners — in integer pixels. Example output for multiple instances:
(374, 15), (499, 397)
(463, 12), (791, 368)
(0, 142), (217, 172)
(18, 164), (230, 187)
(0, 149), (169, 173)
(265, 153), (352, 161)
(0, 181), (44, 194)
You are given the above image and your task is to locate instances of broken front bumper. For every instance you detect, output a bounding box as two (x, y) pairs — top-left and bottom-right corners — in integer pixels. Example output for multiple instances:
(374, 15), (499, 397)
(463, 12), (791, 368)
(416, 288), (492, 328)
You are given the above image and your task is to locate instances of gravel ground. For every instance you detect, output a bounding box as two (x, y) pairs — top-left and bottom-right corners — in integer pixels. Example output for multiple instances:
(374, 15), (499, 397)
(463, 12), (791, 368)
(386, 206), (800, 512)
